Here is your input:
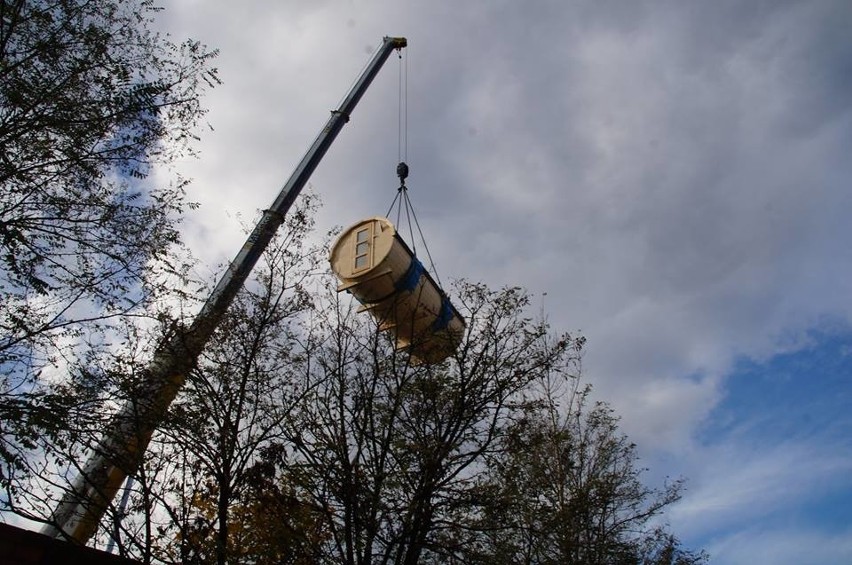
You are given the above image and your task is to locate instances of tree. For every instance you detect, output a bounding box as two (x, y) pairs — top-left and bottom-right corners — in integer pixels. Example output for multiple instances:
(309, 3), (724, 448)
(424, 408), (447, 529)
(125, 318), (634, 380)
(276, 274), (706, 564)
(154, 196), (326, 565)
(0, 0), (218, 518)
(80, 197), (329, 564)
(443, 381), (708, 565)
(280, 280), (585, 565)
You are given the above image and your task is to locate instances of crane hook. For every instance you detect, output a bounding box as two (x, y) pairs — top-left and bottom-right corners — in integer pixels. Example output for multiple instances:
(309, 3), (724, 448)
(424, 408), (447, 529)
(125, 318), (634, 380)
(397, 161), (409, 191)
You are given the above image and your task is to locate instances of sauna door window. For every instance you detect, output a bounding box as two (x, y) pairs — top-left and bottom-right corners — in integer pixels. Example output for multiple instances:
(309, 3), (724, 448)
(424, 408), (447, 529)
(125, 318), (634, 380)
(354, 226), (373, 272)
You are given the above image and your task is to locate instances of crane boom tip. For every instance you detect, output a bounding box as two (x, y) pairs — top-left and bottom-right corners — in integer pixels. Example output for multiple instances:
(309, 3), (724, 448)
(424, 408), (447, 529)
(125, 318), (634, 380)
(386, 36), (407, 49)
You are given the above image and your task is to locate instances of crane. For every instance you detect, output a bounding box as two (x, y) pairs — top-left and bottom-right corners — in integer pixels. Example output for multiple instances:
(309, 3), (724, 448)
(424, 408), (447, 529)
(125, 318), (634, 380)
(43, 36), (408, 545)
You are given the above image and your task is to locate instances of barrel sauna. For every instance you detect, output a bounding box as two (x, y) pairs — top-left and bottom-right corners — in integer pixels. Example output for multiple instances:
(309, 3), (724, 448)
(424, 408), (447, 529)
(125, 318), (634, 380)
(329, 217), (465, 364)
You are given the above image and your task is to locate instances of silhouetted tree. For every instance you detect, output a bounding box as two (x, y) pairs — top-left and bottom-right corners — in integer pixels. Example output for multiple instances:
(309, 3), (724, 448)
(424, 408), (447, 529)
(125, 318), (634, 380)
(438, 380), (708, 565)
(156, 197), (323, 565)
(90, 197), (328, 564)
(0, 0), (218, 525)
(283, 280), (585, 565)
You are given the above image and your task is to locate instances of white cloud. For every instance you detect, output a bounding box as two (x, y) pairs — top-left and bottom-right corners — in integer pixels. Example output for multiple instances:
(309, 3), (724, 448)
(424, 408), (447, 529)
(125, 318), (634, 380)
(707, 527), (852, 565)
(683, 445), (846, 519)
(669, 434), (852, 546)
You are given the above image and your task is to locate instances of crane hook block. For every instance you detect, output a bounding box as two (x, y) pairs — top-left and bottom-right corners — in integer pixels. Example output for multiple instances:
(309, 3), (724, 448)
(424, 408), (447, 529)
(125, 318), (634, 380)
(386, 36), (408, 49)
(397, 162), (409, 183)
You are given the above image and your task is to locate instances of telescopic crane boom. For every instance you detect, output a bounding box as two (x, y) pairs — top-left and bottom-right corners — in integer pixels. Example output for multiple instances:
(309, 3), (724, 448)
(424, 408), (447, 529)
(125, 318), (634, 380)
(44, 36), (407, 544)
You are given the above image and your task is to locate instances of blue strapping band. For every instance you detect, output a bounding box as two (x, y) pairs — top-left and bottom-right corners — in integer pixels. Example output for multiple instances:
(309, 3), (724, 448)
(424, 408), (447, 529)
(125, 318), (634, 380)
(432, 296), (453, 331)
(396, 256), (424, 293)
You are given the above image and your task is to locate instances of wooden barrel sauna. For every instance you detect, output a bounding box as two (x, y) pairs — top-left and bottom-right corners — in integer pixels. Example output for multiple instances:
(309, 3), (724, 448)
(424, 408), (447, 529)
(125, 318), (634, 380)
(329, 217), (465, 364)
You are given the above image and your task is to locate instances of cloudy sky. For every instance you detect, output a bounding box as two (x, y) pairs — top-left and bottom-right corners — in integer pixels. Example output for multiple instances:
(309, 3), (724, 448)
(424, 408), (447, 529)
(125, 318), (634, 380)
(158, 2), (852, 563)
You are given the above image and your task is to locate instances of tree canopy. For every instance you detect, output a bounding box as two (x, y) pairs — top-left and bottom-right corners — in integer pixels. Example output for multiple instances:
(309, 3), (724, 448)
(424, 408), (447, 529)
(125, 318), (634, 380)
(0, 0), (218, 516)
